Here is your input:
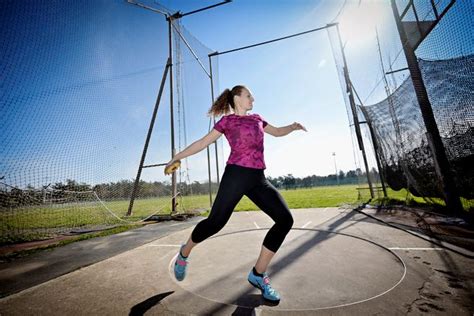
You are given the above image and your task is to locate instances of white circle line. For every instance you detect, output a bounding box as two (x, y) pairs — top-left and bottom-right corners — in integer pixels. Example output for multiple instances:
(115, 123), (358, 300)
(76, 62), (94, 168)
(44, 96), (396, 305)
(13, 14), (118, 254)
(167, 228), (407, 312)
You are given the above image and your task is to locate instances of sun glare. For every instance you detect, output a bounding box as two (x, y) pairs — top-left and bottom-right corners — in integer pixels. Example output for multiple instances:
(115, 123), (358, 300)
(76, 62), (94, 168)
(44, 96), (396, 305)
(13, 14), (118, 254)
(337, 2), (391, 49)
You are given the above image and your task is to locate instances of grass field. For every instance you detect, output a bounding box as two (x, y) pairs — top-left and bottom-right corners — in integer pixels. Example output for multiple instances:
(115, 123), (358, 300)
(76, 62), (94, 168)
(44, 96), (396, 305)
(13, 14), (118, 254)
(0, 185), (360, 245)
(3, 184), (470, 229)
(2, 184), (471, 246)
(0, 185), (359, 235)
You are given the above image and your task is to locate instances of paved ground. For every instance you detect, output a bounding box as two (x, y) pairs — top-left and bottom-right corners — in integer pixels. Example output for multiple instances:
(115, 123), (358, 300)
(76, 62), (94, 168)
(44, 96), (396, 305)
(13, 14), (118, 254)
(0, 217), (203, 297)
(0, 207), (473, 315)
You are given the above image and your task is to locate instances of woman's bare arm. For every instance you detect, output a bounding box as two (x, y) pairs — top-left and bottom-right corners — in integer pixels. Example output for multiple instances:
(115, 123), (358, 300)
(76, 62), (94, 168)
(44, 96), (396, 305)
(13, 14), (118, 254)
(168, 129), (222, 162)
(264, 122), (307, 137)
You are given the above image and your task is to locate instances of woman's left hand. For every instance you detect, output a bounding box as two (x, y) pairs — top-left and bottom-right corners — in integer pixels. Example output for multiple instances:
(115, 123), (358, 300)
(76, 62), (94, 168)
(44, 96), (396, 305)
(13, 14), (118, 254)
(291, 122), (307, 132)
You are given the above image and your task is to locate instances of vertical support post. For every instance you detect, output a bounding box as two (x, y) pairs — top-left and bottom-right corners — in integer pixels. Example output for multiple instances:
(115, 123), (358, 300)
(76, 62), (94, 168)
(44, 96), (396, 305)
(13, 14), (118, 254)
(127, 59), (171, 216)
(209, 55), (220, 186)
(367, 120), (387, 197)
(206, 123), (213, 207)
(125, 2), (232, 214)
(391, 0), (462, 213)
(360, 109), (388, 198)
(168, 17), (177, 214)
(365, 28), (390, 198)
(335, 24), (374, 198)
(206, 55), (218, 207)
(332, 152), (339, 185)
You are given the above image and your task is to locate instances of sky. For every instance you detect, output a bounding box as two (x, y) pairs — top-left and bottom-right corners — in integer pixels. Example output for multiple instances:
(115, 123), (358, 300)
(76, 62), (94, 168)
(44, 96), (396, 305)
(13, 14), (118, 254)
(1, 0), (471, 188)
(151, 0), (404, 181)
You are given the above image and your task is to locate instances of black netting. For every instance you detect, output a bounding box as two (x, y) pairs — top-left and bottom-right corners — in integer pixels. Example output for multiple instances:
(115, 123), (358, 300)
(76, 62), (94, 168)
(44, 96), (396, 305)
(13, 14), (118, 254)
(0, 0), (217, 243)
(327, 0), (473, 210)
(362, 56), (474, 199)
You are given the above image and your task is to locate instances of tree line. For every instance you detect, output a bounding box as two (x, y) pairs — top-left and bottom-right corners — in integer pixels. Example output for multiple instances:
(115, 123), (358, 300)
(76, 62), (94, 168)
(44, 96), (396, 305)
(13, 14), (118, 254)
(1, 168), (380, 207)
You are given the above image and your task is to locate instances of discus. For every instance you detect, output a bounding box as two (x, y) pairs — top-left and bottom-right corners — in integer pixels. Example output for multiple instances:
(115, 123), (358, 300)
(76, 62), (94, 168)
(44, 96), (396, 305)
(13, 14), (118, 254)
(164, 160), (181, 175)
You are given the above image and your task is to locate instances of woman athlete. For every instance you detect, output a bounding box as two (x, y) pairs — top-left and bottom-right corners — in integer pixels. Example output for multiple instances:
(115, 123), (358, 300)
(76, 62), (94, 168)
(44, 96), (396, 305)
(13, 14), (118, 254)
(165, 85), (307, 302)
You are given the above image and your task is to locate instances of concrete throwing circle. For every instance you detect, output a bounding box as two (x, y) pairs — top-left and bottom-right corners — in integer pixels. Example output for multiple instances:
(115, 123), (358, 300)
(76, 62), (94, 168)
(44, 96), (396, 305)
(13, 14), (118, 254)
(169, 228), (406, 311)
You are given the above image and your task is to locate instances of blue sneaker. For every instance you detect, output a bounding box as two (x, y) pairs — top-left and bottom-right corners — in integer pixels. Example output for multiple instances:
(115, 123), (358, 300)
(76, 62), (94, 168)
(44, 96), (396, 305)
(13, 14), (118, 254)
(174, 245), (188, 281)
(247, 269), (281, 302)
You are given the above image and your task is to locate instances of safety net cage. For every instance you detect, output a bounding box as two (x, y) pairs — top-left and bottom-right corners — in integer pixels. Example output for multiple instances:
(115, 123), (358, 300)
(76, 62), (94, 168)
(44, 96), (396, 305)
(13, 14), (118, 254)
(328, 0), (473, 211)
(0, 0), (223, 244)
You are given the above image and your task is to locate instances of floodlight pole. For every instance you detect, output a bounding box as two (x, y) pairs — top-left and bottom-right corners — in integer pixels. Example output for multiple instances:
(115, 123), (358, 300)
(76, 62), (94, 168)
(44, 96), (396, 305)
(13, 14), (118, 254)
(391, 0), (462, 213)
(332, 23), (374, 198)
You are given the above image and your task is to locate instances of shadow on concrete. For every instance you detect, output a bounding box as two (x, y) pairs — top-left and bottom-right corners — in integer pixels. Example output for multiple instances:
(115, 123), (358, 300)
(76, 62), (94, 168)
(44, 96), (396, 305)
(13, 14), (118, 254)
(358, 207), (474, 312)
(0, 218), (202, 297)
(129, 291), (174, 316)
(231, 294), (280, 315)
(192, 209), (363, 314)
(371, 207), (474, 252)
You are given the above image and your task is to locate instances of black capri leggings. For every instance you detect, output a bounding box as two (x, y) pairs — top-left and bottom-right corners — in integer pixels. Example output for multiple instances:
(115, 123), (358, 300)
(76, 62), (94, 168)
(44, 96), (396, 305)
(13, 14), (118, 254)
(191, 164), (294, 253)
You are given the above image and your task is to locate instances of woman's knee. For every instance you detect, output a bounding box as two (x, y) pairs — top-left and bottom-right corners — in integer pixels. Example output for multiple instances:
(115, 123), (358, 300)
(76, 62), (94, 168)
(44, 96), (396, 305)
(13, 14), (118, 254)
(276, 211), (293, 232)
(192, 217), (227, 242)
(288, 213), (294, 229)
(286, 213), (294, 231)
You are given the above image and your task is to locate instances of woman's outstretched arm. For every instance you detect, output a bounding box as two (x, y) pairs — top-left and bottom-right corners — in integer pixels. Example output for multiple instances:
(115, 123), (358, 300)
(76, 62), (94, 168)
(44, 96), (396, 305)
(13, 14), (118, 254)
(166, 129), (222, 164)
(264, 122), (307, 137)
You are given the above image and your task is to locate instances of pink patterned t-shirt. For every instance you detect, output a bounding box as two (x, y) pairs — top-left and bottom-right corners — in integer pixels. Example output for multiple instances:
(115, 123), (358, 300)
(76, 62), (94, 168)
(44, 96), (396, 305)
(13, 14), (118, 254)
(214, 113), (268, 169)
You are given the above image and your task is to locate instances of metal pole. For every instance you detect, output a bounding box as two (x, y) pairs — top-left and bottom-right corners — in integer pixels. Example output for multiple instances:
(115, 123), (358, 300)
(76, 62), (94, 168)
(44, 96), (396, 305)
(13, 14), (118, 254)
(170, 21), (210, 78)
(209, 55), (220, 185)
(167, 17), (177, 214)
(206, 118), (213, 207)
(127, 59), (171, 216)
(332, 152), (339, 185)
(366, 117), (387, 197)
(360, 108), (388, 198)
(334, 24), (374, 198)
(126, 1), (232, 214)
(391, 0), (462, 213)
(211, 24), (333, 57)
(369, 27), (391, 198)
(176, 0), (232, 18)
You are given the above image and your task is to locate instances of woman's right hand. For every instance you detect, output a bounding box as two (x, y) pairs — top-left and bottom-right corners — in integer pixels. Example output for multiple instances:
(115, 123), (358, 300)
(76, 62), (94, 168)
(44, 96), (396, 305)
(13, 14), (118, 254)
(164, 159), (181, 175)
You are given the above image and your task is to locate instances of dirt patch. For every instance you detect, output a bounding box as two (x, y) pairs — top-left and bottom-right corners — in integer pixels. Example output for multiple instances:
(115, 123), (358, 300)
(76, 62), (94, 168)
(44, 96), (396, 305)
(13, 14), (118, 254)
(0, 235), (76, 257)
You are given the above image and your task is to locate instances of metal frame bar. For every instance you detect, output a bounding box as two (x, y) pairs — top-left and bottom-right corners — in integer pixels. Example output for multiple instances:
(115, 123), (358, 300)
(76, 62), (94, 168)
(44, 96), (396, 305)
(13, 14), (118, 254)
(206, 119), (213, 207)
(208, 55), (220, 207)
(126, 0), (168, 16)
(173, 0), (232, 19)
(170, 21), (211, 78)
(127, 58), (171, 216)
(209, 58), (220, 178)
(385, 67), (408, 75)
(334, 23), (374, 198)
(125, 0), (231, 215)
(206, 24), (334, 203)
(351, 79), (387, 197)
(210, 24), (333, 57)
(209, 22), (376, 199)
(397, 0), (456, 51)
(430, 0), (439, 19)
